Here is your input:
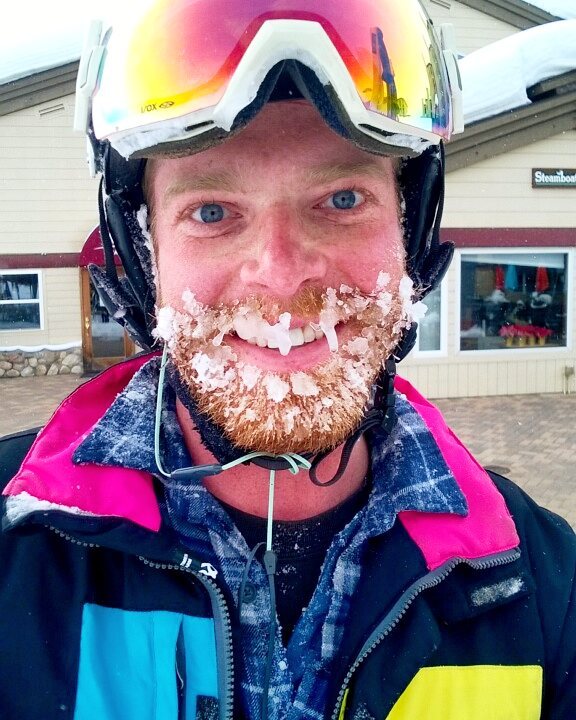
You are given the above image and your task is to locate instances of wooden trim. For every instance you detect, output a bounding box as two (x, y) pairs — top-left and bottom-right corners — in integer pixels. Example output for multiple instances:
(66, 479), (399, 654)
(80, 266), (136, 372)
(446, 91), (576, 173)
(0, 253), (80, 269)
(0, 62), (79, 116)
(457, 0), (558, 28)
(441, 228), (576, 247)
(80, 267), (94, 368)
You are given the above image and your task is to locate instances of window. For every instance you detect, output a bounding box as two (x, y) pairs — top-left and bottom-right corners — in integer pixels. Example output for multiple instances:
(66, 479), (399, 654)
(459, 252), (568, 351)
(417, 284), (443, 352)
(0, 272), (43, 331)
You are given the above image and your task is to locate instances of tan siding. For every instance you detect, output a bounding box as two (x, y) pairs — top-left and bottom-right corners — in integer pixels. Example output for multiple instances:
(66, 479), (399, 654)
(443, 132), (576, 228)
(0, 268), (81, 348)
(402, 253), (576, 398)
(0, 94), (99, 261)
(423, 0), (519, 54)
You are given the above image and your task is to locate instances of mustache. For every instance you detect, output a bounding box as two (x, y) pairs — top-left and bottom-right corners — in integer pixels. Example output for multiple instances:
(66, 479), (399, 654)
(213, 286), (326, 324)
(153, 275), (406, 349)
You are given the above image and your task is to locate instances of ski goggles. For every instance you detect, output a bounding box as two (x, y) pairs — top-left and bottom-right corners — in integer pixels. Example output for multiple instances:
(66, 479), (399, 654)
(77, 0), (462, 162)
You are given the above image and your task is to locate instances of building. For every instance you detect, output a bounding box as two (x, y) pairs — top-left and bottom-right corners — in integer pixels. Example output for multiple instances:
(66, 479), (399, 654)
(0, 0), (575, 395)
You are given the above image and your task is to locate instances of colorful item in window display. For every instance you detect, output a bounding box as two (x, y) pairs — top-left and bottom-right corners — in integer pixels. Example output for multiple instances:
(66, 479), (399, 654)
(505, 264), (518, 291)
(535, 266), (550, 293)
(494, 265), (505, 291)
(498, 324), (552, 347)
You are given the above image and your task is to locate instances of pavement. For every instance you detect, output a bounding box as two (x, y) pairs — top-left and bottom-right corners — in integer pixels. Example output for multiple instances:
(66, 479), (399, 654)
(1, 375), (575, 529)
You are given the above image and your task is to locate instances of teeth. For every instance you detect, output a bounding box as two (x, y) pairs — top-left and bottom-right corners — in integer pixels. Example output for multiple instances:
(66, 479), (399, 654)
(289, 328), (305, 347)
(302, 325), (315, 343)
(236, 322), (324, 351)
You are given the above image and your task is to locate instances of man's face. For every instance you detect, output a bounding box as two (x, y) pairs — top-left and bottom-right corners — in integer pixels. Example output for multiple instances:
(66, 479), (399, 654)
(148, 102), (411, 454)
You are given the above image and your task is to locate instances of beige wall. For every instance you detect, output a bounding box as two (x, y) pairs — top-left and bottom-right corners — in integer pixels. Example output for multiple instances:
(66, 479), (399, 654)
(443, 131), (576, 228)
(423, 0), (519, 54)
(402, 246), (576, 397)
(0, 93), (96, 349)
(0, 94), (98, 256)
(0, 268), (82, 348)
(403, 129), (576, 397)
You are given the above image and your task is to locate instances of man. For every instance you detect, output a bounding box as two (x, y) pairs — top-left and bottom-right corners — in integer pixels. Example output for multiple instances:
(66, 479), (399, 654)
(1, 1), (575, 719)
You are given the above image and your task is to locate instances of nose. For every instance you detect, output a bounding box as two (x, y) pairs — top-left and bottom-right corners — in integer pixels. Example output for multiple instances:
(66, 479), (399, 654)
(239, 205), (327, 297)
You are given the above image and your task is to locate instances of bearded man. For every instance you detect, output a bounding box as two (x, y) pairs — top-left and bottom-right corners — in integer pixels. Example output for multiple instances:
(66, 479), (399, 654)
(1, 1), (575, 719)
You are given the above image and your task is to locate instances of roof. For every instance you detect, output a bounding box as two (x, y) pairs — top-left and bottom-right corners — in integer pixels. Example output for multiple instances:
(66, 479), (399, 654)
(0, 6), (574, 173)
(457, 0), (559, 28)
(446, 69), (576, 171)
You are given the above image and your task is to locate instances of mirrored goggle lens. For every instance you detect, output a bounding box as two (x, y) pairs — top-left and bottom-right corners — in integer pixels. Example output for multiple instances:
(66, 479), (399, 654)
(94, 0), (451, 141)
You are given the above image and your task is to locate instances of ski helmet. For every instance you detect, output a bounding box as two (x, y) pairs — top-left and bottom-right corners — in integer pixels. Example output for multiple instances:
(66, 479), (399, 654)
(74, 0), (463, 473)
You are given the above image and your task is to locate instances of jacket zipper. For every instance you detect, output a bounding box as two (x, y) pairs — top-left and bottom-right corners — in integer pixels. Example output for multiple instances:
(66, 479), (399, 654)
(330, 548), (521, 720)
(139, 555), (234, 720)
(46, 526), (235, 720)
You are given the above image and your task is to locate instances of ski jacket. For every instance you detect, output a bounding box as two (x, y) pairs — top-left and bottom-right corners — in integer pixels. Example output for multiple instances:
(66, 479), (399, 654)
(1, 354), (575, 720)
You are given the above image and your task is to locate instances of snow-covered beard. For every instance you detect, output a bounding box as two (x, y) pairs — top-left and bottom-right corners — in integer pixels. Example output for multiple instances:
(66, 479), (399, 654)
(154, 273), (425, 455)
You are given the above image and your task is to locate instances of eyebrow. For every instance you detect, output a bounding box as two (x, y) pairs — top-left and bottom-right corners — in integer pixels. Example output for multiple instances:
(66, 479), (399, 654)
(163, 171), (239, 202)
(162, 158), (393, 203)
(304, 159), (393, 187)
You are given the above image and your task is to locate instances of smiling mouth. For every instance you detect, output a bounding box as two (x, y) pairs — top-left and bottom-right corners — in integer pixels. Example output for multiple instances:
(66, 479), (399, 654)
(234, 322), (325, 350)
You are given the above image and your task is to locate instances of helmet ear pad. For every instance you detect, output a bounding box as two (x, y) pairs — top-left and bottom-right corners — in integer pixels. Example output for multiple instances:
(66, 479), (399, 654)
(400, 142), (454, 299)
(92, 157), (158, 350)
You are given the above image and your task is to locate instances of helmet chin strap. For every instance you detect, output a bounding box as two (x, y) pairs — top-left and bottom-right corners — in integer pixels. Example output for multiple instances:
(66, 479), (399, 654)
(154, 342), (398, 487)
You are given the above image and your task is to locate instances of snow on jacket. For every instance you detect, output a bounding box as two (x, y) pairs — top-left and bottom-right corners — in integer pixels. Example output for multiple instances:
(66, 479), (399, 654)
(1, 354), (575, 720)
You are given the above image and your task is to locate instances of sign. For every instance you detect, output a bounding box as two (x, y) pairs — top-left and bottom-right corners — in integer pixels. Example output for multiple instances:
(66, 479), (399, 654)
(532, 168), (576, 188)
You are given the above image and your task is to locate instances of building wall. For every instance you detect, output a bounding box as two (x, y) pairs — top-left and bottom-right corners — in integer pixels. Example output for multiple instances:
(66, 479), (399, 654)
(423, 0), (519, 54)
(443, 131), (576, 228)
(0, 94), (97, 255)
(402, 256), (576, 397)
(401, 131), (576, 397)
(0, 267), (81, 348)
(0, 94), (97, 350)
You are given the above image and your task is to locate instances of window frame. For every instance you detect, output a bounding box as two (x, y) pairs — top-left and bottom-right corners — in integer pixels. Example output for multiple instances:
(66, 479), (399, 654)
(414, 278), (448, 357)
(455, 247), (573, 356)
(0, 269), (44, 332)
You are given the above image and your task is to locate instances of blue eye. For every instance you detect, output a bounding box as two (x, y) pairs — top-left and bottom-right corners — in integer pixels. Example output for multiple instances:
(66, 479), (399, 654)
(327, 190), (363, 210)
(193, 203), (226, 223)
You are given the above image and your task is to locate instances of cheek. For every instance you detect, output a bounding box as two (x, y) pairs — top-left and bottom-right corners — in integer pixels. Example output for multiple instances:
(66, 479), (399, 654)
(341, 224), (405, 293)
(154, 228), (239, 308)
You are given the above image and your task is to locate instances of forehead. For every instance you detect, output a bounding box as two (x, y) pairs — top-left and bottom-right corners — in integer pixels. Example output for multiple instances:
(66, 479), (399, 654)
(146, 102), (398, 194)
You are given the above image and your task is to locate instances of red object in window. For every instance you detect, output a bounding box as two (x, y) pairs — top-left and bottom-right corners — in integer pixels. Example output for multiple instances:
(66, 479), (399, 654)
(535, 266), (549, 293)
(494, 265), (505, 290)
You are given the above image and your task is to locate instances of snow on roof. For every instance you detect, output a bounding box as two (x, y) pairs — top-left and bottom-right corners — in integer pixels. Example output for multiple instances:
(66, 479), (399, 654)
(525, 0), (576, 18)
(460, 19), (576, 124)
(0, 34), (81, 85)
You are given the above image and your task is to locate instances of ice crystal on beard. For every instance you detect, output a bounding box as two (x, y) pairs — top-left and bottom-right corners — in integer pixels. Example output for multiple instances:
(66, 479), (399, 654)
(376, 292), (393, 314)
(376, 271), (391, 292)
(239, 364), (261, 391)
(345, 337), (370, 356)
(283, 406), (302, 434)
(153, 306), (176, 342)
(290, 372), (320, 397)
(344, 359), (367, 390)
(190, 347), (237, 391)
(410, 300), (428, 322)
(264, 375), (290, 403)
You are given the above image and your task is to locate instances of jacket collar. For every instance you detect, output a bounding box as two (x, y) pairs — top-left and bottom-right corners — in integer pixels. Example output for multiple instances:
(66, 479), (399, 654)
(3, 354), (519, 566)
